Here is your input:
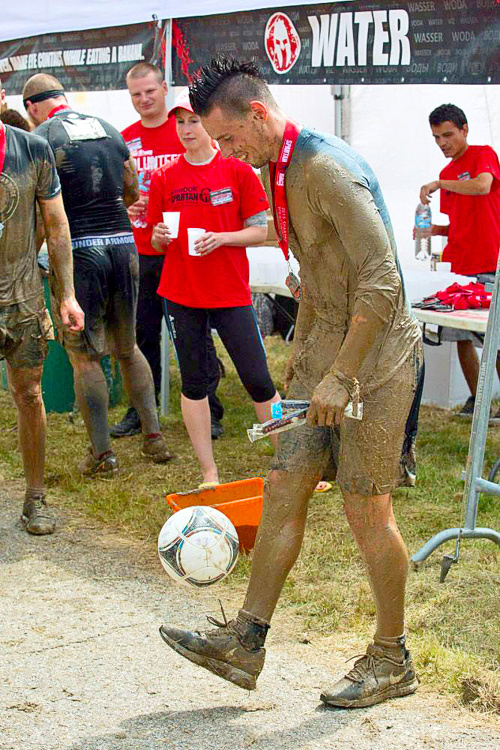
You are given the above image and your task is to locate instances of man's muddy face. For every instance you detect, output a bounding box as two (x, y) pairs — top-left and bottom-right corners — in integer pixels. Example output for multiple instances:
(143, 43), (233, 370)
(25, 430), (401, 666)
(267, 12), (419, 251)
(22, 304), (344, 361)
(202, 106), (272, 169)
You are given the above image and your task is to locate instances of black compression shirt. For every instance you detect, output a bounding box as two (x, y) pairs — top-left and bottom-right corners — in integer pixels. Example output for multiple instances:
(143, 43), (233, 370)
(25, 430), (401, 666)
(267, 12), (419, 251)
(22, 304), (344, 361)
(36, 109), (131, 238)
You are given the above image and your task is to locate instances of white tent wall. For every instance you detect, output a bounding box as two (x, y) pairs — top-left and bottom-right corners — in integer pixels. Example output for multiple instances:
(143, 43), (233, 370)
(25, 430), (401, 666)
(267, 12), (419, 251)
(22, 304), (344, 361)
(349, 83), (500, 273)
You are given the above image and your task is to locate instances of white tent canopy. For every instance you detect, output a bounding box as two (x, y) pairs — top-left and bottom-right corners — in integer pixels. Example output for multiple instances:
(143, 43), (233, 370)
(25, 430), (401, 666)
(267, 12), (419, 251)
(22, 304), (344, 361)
(1, 0), (347, 43)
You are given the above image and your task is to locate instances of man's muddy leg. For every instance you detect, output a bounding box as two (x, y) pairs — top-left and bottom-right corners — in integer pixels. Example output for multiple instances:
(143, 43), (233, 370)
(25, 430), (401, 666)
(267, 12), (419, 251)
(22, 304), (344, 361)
(343, 491), (408, 639)
(242, 466), (324, 622)
(7, 364), (46, 491)
(67, 351), (111, 456)
(113, 344), (159, 436)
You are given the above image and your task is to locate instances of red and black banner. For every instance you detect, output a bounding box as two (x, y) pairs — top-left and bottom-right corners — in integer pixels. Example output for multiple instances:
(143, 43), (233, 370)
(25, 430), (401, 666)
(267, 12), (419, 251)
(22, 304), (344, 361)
(0, 20), (165, 94)
(172, 1), (500, 86)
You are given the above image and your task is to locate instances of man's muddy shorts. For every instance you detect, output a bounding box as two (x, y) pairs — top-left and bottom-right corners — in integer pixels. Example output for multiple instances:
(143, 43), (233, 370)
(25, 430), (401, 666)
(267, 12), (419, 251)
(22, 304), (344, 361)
(0, 296), (54, 369)
(272, 342), (424, 496)
(51, 234), (139, 361)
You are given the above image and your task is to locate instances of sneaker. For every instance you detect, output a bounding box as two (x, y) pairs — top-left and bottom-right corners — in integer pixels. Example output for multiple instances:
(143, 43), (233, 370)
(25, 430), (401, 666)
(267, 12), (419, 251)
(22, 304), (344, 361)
(159, 614), (266, 690)
(79, 448), (119, 478)
(142, 434), (173, 463)
(109, 407), (141, 438)
(320, 643), (419, 709)
(489, 408), (500, 426)
(456, 395), (475, 418)
(211, 418), (224, 440)
(21, 494), (56, 535)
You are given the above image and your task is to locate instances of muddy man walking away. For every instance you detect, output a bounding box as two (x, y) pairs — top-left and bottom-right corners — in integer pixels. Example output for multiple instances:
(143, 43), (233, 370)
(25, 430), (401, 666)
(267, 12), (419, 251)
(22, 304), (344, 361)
(22, 73), (173, 477)
(0, 76), (84, 534)
(159, 57), (424, 709)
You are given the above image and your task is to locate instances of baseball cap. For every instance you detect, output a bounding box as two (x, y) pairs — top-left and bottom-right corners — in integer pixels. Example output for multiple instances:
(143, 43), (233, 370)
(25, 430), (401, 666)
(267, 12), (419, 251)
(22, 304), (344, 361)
(168, 89), (194, 117)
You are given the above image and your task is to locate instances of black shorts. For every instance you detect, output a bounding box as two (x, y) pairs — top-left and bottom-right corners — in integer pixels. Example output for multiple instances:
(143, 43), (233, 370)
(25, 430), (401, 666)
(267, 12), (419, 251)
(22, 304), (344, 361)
(163, 300), (276, 403)
(51, 234), (139, 360)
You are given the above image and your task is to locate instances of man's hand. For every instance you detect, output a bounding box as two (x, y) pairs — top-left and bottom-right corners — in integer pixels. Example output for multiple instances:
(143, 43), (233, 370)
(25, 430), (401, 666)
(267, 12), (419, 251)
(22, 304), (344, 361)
(307, 373), (350, 427)
(412, 224), (446, 240)
(60, 297), (84, 332)
(151, 222), (171, 251)
(127, 194), (148, 222)
(419, 180), (440, 205)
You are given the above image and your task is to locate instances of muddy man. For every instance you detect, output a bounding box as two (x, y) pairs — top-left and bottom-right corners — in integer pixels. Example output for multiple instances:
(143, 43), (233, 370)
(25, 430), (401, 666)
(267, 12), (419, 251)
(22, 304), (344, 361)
(23, 73), (173, 477)
(159, 57), (424, 709)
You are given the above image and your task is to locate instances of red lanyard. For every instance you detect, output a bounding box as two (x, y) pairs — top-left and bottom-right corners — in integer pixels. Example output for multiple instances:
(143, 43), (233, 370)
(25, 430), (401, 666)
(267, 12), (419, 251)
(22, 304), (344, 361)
(0, 121), (6, 175)
(269, 119), (301, 262)
(48, 104), (71, 118)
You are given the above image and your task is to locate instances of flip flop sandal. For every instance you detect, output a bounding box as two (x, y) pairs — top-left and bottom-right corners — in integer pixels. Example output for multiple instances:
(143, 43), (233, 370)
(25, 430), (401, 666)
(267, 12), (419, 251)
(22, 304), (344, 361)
(314, 481), (333, 493)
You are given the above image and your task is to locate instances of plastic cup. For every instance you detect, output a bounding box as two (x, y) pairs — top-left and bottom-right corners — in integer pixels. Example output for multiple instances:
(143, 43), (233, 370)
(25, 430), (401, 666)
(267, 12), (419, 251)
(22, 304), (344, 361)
(187, 227), (205, 257)
(162, 211), (180, 239)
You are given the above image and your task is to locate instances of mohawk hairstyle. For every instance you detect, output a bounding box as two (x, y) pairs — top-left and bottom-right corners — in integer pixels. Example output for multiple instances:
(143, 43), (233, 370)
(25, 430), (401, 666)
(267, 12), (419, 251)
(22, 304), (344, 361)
(189, 55), (274, 117)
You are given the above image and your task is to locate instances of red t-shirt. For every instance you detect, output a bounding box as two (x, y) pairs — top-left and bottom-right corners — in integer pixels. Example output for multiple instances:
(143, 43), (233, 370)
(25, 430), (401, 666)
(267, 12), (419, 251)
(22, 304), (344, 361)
(121, 117), (184, 256)
(147, 151), (269, 308)
(440, 144), (500, 275)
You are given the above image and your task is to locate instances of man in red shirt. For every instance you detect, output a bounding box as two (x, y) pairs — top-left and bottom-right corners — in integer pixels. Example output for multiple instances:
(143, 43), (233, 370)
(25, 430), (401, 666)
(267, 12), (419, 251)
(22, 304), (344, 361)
(113, 63), (224, 438)
(420, 104), (500, 418)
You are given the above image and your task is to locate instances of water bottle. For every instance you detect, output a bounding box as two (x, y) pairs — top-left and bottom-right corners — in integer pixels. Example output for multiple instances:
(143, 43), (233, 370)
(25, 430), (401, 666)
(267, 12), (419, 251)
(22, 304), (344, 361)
(131, 180), (149, 229)
(414, 202), (432, 260)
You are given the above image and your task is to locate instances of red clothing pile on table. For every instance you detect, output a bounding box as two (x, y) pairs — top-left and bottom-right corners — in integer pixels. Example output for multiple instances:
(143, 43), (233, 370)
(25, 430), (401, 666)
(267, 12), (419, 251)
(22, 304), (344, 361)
(147, 151), (269, 308)
(440, 145), (500, 276)
(414, 281), (492, 312)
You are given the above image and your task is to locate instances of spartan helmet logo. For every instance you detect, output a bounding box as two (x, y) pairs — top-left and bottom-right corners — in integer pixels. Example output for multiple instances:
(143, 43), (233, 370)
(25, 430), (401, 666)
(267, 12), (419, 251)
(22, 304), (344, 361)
(265, 12), (301, 75)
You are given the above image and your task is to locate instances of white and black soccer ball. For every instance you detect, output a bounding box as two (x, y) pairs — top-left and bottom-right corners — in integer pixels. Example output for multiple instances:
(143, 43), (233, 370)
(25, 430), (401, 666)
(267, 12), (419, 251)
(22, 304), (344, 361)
(158, 506), (239, 588)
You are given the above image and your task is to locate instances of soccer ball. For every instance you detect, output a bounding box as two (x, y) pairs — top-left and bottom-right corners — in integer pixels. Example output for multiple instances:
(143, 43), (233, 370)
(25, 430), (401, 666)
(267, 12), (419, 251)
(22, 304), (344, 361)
(158, 506), (239, 588)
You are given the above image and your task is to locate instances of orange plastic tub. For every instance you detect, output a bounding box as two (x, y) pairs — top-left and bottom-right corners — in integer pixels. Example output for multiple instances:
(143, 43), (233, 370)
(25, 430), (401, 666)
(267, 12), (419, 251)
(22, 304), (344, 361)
(166, 477), (264, 552)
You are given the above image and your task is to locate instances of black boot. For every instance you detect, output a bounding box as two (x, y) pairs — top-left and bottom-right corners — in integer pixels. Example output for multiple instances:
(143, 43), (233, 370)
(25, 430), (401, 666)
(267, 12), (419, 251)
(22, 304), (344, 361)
(109, 407), (141, 438)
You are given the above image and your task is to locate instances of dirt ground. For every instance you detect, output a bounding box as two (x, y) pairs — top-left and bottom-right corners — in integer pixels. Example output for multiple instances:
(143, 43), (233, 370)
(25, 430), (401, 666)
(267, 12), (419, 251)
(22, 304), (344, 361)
(1, 480), (500, 750)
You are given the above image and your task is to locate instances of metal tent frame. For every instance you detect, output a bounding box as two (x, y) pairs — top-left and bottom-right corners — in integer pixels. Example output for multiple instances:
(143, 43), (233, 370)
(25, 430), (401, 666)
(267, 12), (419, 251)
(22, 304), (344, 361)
(412, 254), (500, 578)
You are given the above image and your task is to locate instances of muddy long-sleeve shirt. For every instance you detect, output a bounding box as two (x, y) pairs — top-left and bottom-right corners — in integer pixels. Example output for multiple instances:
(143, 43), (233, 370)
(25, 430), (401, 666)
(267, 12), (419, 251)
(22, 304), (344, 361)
(262, 127), (421, 394)
(0, 125), (60, 306)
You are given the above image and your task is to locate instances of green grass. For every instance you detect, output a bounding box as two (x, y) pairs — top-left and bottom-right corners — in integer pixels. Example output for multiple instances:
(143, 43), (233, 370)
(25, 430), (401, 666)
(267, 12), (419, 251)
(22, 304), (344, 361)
(0, 337), (499, 714)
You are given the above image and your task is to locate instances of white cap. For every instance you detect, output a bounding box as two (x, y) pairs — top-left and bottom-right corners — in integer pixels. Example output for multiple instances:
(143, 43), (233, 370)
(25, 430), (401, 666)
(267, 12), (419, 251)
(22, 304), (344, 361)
(168, 88), (194, 117)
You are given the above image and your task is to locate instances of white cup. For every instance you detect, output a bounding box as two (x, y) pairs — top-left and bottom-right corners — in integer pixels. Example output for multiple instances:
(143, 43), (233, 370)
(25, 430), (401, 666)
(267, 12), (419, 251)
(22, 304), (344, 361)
(187, 227), (205, 257)
(436, 261), (452, 273)
(162, 211), (180, 239)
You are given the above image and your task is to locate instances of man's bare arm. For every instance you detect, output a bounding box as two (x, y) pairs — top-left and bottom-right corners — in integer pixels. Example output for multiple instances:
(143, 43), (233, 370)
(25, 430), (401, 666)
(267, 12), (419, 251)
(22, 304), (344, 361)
(37, 193), (84, 331)
(35, 204), (46, 251)
(123, 158), (140, 208)
(420, 172), (493, 204)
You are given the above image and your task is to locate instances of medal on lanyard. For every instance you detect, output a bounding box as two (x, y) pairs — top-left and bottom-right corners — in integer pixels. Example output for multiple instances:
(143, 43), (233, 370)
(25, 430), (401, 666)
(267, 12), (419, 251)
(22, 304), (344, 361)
(270, 120), (302, 300)
(0, 122), (6, 239)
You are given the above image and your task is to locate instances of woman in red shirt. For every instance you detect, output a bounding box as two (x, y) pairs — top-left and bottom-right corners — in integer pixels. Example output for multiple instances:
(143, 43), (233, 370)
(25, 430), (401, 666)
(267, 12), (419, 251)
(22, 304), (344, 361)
(148, 91), (279, 487)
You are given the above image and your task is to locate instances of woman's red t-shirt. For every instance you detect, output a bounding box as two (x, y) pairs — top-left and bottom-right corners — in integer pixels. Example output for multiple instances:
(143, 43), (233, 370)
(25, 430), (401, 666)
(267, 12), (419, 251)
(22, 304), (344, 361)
(147, 151), (268, 308)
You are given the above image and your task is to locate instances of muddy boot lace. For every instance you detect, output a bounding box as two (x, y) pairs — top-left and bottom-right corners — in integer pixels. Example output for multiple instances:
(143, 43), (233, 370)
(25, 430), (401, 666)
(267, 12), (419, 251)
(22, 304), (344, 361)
(205, 601), (233, 637)
(344, 645), (404, 685)
(204, 601), (269, 650)
(344, 652), (381, 685)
